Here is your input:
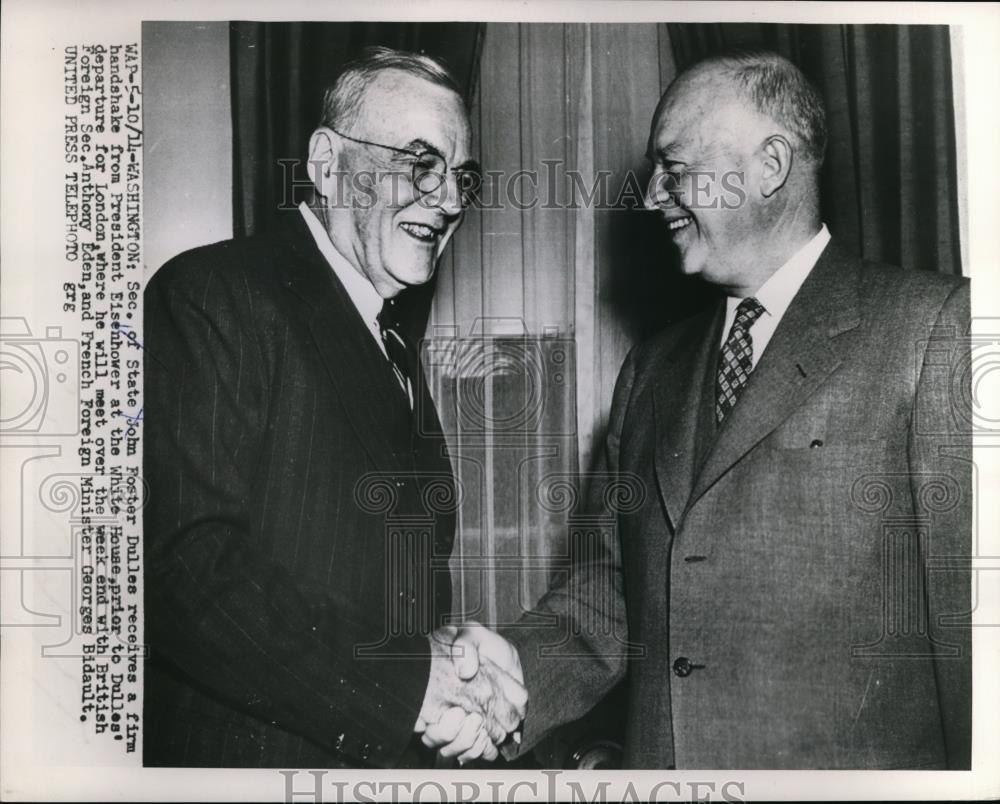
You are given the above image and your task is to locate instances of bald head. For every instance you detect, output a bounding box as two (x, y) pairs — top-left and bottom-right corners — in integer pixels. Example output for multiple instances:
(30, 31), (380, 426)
(661, 51), (827, 171)
(645, 50), (827, 296)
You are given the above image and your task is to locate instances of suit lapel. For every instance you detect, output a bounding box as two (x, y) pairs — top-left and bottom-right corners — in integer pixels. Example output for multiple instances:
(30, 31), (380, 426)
(277, 213), (408, 471)
(687, 240), (862, 511)
(652, 303), (726, 530)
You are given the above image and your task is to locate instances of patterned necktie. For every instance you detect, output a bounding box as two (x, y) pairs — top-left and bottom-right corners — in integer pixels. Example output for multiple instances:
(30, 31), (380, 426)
(716, 296), (766, 423)
(377, 299), (412, 405)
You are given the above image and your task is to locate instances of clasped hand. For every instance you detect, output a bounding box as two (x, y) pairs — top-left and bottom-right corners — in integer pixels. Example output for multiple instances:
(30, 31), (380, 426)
(415, 622), (526, 763)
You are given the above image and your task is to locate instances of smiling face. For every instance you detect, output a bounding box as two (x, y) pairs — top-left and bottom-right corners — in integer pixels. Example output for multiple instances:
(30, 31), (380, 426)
(314, 70), (473, 298)
(645, 70), (773, 293)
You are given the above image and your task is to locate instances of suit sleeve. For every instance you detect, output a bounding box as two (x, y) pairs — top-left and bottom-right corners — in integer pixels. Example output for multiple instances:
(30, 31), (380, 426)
(499, 347), (639, 754)
(143, 261), (430, 767)
(907, 280), (972, 769)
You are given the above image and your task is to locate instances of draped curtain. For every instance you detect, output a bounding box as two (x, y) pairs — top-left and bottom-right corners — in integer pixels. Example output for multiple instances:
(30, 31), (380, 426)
(428, 24), (690, 631)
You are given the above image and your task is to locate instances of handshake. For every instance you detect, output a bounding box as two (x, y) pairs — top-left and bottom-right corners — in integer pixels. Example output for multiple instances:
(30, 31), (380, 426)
(415, 623), (527, 764)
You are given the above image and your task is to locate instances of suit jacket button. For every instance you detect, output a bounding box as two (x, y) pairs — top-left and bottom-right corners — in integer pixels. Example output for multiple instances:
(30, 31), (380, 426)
(360, 743), (371, 760)
(672, 656), (693, 677)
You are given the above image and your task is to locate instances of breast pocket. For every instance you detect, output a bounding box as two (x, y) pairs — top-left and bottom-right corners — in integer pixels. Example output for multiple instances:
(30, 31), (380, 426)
(745, 437), (895, 554)
(768, 421), (889, 450)
(761, 436), (892, 486)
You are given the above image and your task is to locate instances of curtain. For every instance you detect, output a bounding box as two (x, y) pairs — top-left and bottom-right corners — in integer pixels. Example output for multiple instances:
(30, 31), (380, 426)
(229, 21), (484, 339)
(427, 24), (696, 632)
(667, 23), (963, 276)
(425, 23), (690, 767)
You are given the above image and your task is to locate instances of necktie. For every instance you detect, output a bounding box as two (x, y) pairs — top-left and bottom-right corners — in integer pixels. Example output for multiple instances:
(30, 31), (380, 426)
(716, 296), (766, 423)
(377, 299), (412, 405)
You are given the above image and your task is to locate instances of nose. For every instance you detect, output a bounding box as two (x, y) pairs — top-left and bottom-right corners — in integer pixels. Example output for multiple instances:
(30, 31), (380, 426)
(425, 171), (465, 217)
(644, 167), (671, 211)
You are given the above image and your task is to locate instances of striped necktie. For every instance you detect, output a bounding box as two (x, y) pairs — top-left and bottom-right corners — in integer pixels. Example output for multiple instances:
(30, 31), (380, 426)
(377, 299), (412, 406)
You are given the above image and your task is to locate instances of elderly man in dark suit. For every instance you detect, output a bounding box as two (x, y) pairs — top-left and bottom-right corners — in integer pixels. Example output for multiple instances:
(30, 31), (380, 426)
(436, 50), (972, 769)
(142, 46), (525, 769)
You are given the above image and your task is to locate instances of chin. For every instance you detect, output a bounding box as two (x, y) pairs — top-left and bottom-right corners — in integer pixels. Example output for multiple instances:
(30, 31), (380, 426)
(675, 243), (708, 278)
(390, 261), (437, 289)
(677, 258), (705, 277)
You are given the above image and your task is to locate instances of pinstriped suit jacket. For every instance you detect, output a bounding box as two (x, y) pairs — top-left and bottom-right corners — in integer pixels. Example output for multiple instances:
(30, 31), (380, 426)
(142, 214), (455, 768)
(505, 240), (972, 769)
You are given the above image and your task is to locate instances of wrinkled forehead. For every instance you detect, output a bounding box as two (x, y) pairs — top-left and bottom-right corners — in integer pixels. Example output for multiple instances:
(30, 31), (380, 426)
(649, 71), (754, 156)
(354, 70), (472, 160)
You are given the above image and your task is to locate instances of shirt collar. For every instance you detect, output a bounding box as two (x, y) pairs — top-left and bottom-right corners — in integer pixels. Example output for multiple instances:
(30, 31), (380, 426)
(746, 224), (831, 320)
(298, 201), (384, 328)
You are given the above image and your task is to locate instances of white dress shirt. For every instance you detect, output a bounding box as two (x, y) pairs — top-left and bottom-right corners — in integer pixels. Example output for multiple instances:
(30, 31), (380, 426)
(299, 202), (413, 406)
(720, 224), (831, 369)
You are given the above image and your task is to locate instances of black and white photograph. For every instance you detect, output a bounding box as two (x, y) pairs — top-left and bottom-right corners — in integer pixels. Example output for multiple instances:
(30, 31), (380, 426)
(141, 15), (972, 771)
(2, 1), (999, 801)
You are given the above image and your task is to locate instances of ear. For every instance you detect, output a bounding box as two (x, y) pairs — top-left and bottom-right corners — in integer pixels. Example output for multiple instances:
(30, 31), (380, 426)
(758, 134), (793, 198)
(307, 127), (340, 199)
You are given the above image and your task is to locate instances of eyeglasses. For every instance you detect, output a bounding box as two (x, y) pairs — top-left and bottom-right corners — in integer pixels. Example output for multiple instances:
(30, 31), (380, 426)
(329, 126), (481, 208)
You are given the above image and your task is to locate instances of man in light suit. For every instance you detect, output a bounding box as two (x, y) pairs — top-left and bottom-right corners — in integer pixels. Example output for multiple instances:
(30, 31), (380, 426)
(143, 47), (525, 769)
(436, 50), (972, 769)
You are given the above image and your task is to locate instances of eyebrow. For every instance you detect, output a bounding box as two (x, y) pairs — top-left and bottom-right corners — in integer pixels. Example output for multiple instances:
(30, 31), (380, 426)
(650, 143), (682, 164)
(402, 138), (479, 172)
(402, 138), (443, 157)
